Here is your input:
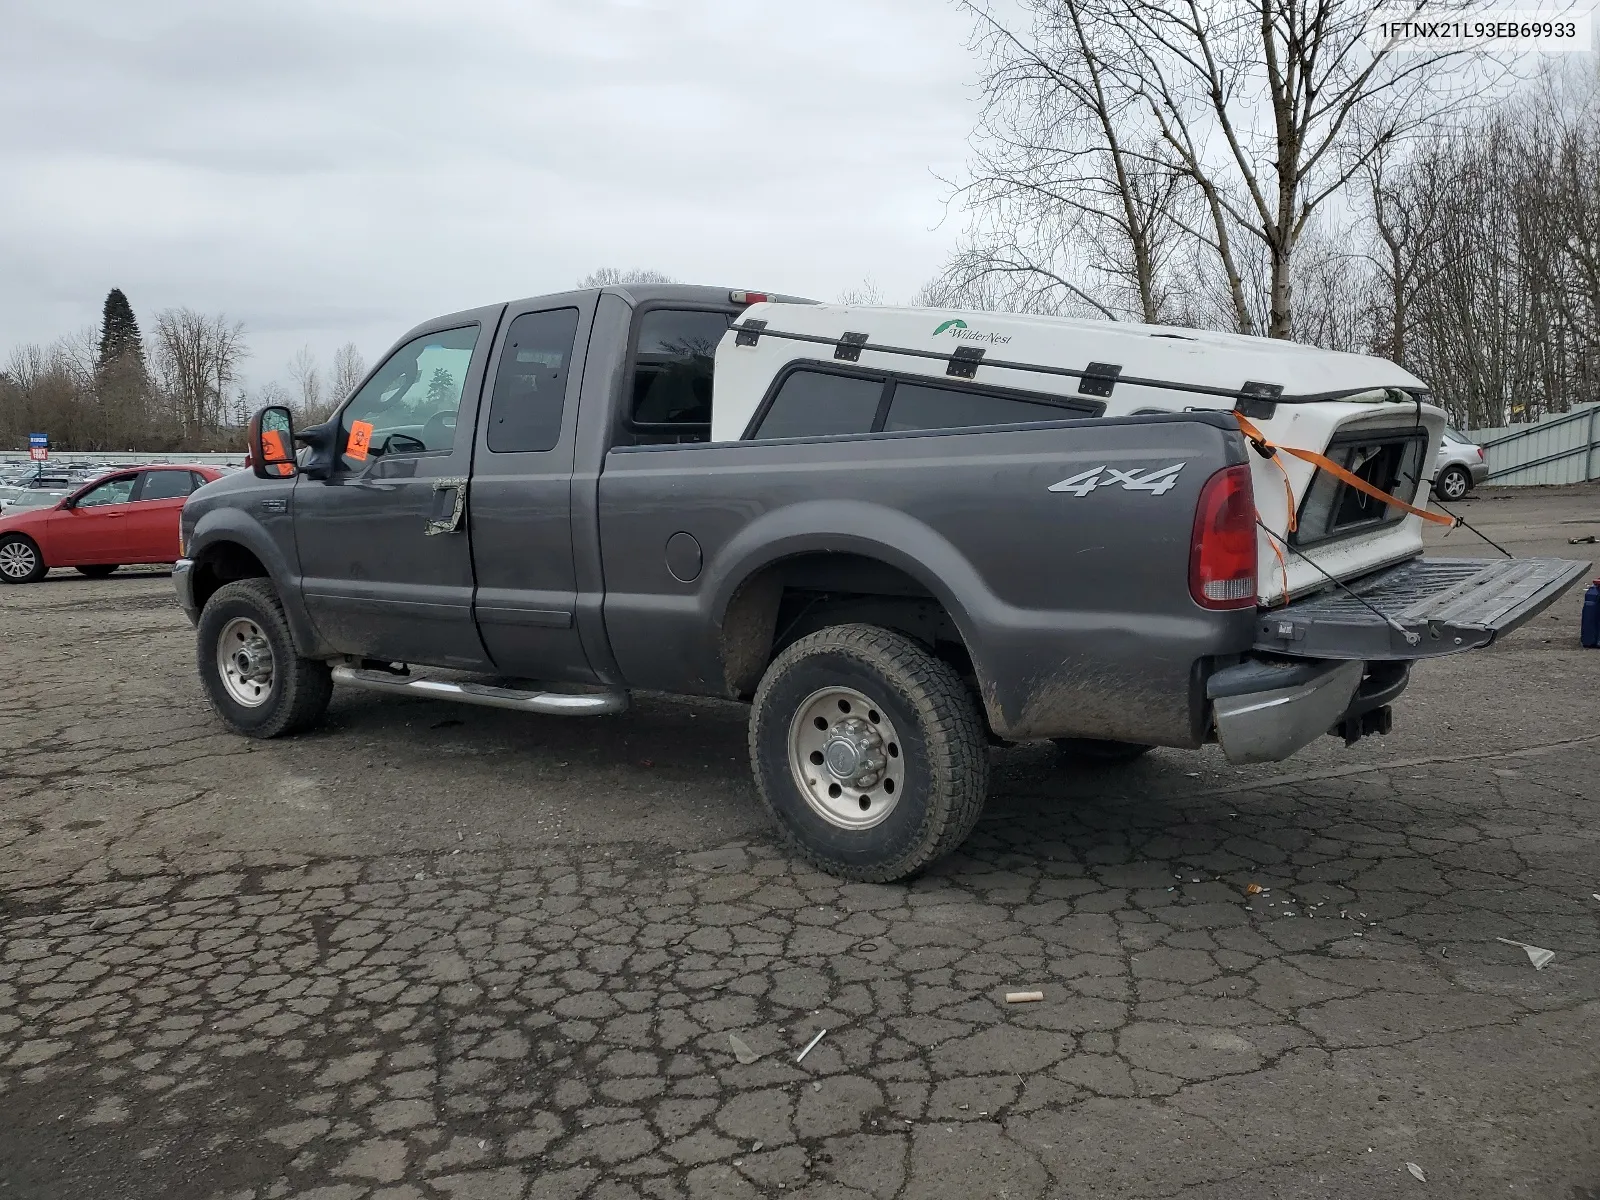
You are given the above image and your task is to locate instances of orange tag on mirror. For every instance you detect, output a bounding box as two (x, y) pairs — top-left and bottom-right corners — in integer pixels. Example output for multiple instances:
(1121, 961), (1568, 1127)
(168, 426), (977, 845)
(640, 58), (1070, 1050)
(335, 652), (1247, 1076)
(347, 420), (374, 461)
(260, 428), (289, 462)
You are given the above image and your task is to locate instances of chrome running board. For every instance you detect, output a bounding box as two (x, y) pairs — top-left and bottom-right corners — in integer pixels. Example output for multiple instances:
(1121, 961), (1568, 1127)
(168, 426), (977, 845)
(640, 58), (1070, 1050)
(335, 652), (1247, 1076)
(331, 666), (628, 716)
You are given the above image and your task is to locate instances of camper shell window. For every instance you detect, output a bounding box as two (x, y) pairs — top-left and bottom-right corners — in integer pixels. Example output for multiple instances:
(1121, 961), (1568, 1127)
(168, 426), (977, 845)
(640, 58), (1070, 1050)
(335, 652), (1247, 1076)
(745, 361), (1105, 441)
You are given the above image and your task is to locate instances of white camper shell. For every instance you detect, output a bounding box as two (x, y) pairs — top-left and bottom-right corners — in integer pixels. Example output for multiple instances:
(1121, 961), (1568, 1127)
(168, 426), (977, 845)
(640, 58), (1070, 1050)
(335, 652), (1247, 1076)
(712, 303), (1448, 607)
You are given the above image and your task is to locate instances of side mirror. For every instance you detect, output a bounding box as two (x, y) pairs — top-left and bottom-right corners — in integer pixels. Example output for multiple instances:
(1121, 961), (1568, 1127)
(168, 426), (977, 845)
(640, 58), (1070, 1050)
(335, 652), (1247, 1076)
(249, 406), (298, 479)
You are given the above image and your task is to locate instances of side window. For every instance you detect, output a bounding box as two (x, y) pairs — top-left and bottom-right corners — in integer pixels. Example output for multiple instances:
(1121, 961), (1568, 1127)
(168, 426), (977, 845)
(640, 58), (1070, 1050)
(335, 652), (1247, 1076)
(630, 309), (733, 434)
(135, 470), (196, 502)
(486, 308), (580, 454)
(75, 476), (136, 507)
(190, 471), (211, 492)
(339, 325), (479, 469)
(754, 370), (885, 440)
(884, 382), (1080, 432)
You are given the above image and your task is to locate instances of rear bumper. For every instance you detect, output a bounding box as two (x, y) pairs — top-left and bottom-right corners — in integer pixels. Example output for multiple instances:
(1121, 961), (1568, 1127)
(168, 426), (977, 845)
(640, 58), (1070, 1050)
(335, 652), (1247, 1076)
(1469, 460), (1490, 485)
(173, 558), (199, 626)
(1207, 658), (1407, 764)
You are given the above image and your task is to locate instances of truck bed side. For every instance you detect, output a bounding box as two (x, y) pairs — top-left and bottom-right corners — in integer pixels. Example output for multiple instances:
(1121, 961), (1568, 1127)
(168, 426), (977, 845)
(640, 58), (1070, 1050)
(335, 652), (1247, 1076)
(595, 412), (1254, 746)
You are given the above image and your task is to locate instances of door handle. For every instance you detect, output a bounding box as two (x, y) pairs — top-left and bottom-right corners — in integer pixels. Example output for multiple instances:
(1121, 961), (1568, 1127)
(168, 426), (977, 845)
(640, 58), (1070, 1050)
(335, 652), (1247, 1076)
(425, 477), (468, 536)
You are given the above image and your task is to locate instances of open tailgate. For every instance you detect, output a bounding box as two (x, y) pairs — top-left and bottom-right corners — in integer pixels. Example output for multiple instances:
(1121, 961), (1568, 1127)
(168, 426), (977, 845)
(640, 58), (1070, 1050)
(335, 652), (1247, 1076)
(1253, 557), (1592, 661)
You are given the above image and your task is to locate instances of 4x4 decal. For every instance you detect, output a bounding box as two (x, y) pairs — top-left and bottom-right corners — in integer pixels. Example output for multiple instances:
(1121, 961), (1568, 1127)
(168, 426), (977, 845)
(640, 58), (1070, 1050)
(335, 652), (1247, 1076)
(1049, 463), (1185, 497)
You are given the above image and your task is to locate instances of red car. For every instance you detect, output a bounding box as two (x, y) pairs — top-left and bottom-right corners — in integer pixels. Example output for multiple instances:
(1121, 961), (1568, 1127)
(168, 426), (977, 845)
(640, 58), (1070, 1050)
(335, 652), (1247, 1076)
(0, 465), (225, 584)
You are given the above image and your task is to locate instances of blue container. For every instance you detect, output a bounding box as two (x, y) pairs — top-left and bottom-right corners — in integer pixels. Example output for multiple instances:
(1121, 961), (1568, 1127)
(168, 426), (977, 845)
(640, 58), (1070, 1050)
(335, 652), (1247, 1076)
(1583, 582), (1600, 648)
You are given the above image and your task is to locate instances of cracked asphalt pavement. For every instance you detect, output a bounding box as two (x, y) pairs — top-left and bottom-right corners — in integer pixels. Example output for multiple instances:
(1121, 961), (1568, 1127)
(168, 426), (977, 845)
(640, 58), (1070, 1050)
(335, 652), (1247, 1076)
(2, 486), (1598, 1200)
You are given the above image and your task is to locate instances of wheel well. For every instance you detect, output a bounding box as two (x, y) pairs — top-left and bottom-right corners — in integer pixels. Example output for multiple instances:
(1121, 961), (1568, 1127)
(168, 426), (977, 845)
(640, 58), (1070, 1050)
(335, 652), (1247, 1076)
(719, 553), (976, 701)
(192, 541), (269, 612)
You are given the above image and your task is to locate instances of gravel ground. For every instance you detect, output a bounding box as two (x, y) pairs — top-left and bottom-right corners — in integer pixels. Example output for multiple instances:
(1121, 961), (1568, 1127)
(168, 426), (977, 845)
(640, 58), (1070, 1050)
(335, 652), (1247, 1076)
(2, 485), (1597, 1200)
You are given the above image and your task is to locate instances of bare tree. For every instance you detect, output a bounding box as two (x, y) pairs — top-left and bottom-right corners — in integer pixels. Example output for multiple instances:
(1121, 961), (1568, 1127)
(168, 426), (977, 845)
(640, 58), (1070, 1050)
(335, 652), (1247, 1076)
(945, 0), (1508, 336)
(288, 345), (331, 423)
(578, 267), (677, 288)
(329, 343), (367, 406)
(837, 278), (887, 306)
(151, 309), (249, 440)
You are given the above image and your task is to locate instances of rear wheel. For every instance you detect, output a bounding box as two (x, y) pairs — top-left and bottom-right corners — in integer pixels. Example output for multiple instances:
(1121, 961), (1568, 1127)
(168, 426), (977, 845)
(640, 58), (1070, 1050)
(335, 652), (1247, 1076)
(0, 534), (46, 584)
(197, 578), (332, 738)
(1435, 465), (1471, 502)
(749, 624), (988, 882)
(75, 564), (118, 578)
(1053, 737), (1154, 764)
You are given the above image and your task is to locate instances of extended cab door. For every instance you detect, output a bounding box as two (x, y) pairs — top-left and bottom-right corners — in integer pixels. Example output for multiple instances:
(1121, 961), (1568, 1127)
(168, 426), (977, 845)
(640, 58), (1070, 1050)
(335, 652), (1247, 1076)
(293, 310), (501, 670)
(467, 293), (595, 682)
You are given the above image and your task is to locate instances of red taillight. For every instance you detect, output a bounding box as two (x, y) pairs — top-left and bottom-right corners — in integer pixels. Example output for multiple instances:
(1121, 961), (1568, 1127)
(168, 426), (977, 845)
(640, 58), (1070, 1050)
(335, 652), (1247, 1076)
(729, 290), (768, 305)
(1476, 446), (1485, 460)
(1190, 464), (1257, 609)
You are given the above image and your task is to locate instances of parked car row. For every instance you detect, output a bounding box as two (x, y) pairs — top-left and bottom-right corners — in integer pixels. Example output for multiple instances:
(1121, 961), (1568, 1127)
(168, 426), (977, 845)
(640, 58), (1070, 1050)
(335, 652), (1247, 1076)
(0, 465), (226, 583)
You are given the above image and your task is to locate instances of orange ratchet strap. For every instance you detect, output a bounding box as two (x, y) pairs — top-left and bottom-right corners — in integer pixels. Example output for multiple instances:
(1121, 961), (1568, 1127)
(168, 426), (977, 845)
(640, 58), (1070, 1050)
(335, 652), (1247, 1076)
(1232, 412), (1456, 528)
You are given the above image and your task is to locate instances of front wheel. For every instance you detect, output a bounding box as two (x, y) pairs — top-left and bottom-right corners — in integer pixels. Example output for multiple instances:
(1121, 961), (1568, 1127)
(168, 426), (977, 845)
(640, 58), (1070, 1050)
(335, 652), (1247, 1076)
(749, 624), (988, 882)
(197, 578), (332, 738)
(1435, 465), (1472, 502)
(0, 534), (46, 584)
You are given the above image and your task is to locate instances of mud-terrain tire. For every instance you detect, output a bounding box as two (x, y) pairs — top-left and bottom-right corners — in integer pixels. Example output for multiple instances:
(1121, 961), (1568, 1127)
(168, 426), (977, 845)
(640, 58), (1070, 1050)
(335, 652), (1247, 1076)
(749, 623), (988, 882)
(198, 578), (332, 738)
(75, 564), (118, 578)
(0, 534), (46, 584)
(1052, 737), (1154, 764)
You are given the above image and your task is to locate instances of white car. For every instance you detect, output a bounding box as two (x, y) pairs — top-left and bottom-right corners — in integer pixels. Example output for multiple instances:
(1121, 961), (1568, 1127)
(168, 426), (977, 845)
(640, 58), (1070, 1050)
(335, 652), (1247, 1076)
(1432, 427), (1489, 502)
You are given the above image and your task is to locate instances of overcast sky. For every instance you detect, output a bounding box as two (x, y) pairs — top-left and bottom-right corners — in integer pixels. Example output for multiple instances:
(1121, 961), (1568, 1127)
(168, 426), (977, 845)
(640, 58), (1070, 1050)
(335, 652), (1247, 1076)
(0, 0), (980, 393)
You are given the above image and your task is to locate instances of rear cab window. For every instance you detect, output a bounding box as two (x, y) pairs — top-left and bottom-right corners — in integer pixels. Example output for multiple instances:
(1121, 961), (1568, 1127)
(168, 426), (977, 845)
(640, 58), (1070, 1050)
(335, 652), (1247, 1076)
(626, 308), (735, 445)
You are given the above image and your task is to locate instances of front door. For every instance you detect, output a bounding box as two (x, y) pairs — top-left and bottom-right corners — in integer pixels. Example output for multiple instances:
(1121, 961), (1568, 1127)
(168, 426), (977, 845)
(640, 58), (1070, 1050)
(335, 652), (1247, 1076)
(293, 309), (501, 669)
(51, 473), (139, 565)
(468, 296), (595, 683)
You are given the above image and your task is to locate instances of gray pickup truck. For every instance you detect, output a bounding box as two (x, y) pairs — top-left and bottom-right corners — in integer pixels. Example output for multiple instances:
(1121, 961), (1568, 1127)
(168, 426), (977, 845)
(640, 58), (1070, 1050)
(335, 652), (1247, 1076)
(176, 284), (1587, 881)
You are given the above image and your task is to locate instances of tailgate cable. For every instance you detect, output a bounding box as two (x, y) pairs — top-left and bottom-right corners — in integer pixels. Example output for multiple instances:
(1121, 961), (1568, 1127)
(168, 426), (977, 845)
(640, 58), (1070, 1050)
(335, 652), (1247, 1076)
(1425, 498), (1515, 559)
(1254, 520), (1422, 646)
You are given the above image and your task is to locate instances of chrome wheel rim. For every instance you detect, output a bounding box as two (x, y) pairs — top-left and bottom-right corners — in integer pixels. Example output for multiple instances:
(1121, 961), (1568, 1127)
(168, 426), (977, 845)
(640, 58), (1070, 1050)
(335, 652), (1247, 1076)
(216, 616), (274, 707)
(0, 541), (37, 579)
(787, 686), (906, 830)
(1441, 470), (1468, 500)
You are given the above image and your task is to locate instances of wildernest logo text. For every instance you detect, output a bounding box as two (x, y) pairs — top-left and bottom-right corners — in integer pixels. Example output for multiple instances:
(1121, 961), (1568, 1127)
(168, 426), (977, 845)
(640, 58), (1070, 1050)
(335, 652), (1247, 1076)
(931, 319), (1012, 346)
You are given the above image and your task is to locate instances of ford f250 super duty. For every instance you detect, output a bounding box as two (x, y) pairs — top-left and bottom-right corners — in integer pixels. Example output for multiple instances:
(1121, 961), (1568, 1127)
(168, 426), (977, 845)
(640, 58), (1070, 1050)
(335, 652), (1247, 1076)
(174, 283), (1590, 881)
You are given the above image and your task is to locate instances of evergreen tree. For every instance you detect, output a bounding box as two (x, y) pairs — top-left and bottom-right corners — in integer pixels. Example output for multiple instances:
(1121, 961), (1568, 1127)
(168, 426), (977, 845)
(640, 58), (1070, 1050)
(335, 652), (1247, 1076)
(426, 367), (456, 406)
(97, 288), (145, 370)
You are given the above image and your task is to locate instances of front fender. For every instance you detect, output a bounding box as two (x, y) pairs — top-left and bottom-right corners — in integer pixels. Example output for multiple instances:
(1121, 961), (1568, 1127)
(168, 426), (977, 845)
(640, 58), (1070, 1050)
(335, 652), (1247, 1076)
(188, 506), (328, 658)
